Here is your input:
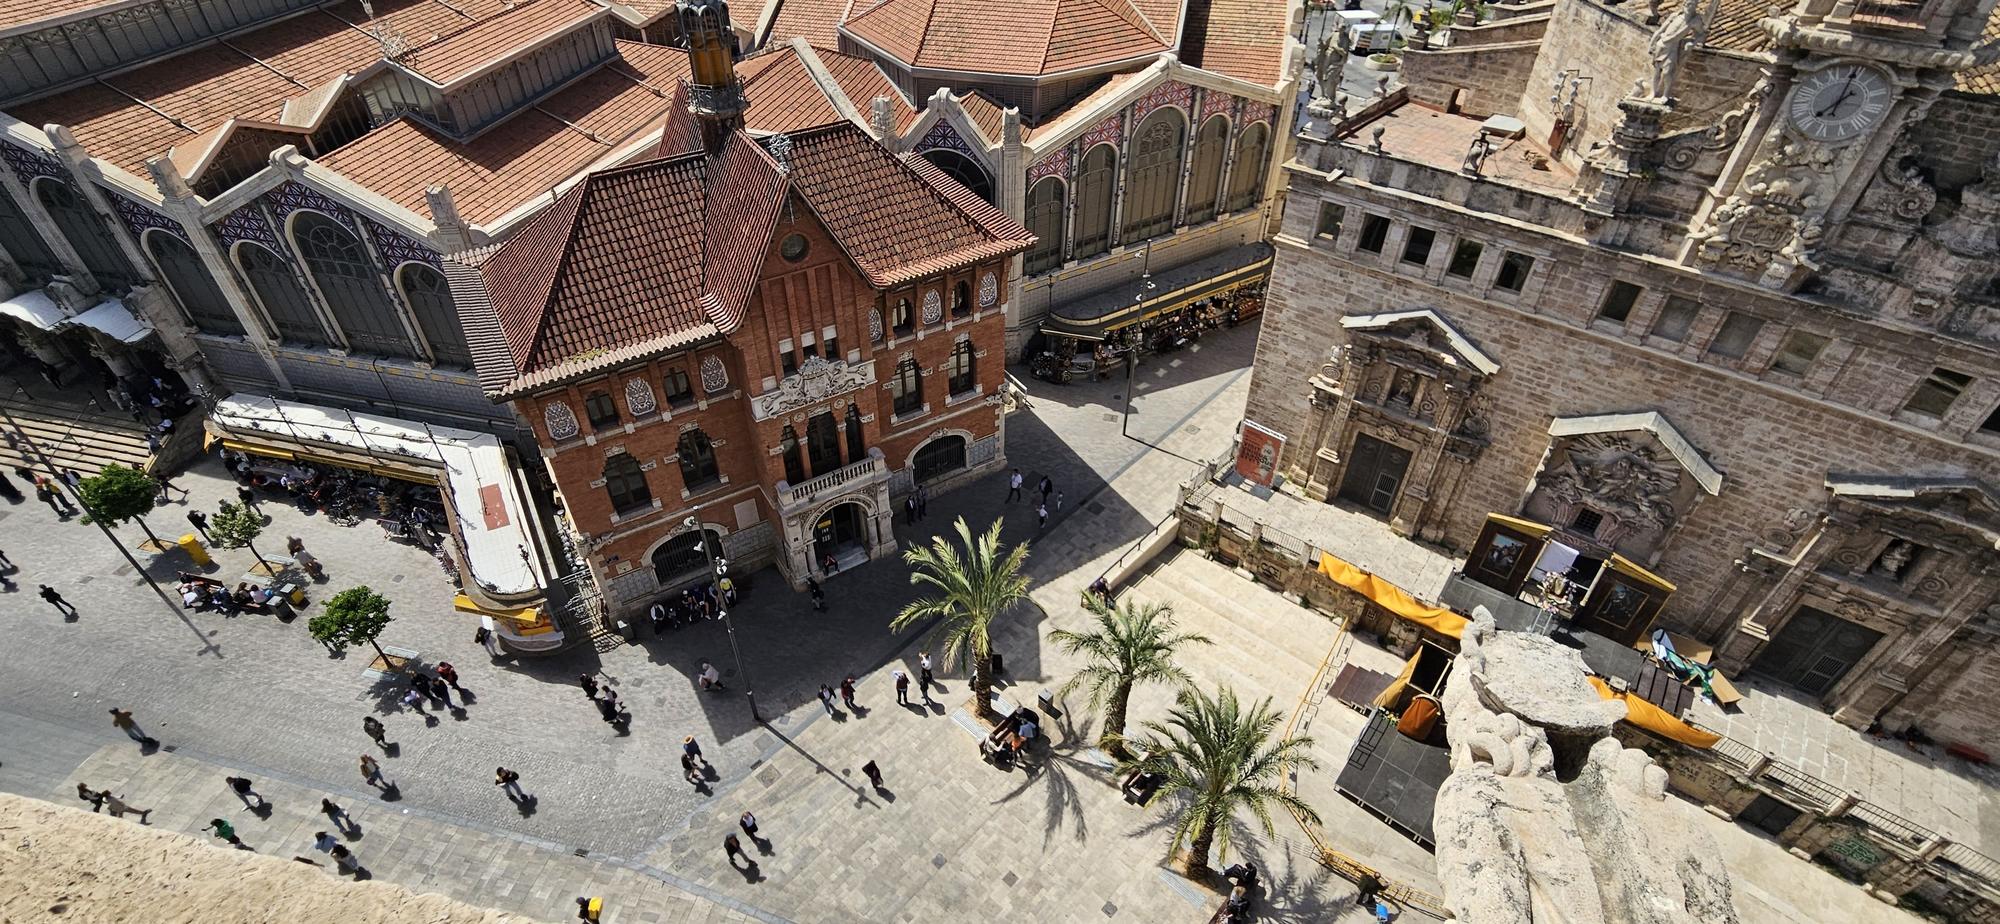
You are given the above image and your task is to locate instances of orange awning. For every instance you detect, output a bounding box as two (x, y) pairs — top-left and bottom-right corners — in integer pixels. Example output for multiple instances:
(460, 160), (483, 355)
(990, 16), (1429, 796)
(1318, 552), (1467, 639)
(1588, 675), (1720, 749)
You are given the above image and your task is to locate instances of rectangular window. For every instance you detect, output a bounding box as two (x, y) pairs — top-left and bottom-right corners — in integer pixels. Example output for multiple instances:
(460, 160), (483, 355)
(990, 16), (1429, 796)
(1400, 227), (1436, 266)
(823, 327), (839, 363)
(778, 338), (797, 376)
(1904, 367), (1973, 419)
(1494, 251), (1534, 292)
(664, 367), (693, 405)
(1571, 508), (1603, 535)
(1356, 214), (1390, 254)
(1650, 296), (1700, 342)
(1770, 330), (1829, 376)
(1315, 202), (1345, 241)
(1446, 239), (1483, 278)
(1706, 312), (1765, 358)
(1596, 281), (1642, 324)
(1981, 405), (2000, 435)
(583, 391), (619, 428)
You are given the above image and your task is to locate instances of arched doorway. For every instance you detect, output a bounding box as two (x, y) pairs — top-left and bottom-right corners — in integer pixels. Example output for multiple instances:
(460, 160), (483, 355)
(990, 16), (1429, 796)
(653, 528), (722, 587)
(919, 149), (994, 204)
(812, 502), (869, 568)
(913, 434), (967, 484)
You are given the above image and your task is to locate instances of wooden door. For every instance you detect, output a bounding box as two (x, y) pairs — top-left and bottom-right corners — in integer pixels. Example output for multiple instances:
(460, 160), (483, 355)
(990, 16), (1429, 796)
(1336, 433), (1413, 515)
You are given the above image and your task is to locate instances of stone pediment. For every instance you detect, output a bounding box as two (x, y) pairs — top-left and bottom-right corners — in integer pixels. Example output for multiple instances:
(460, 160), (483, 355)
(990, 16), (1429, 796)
(751, 355), (876, 421)
(1826, 475), (2000, 548)
(1341, 307), (1500, 376)
(1548, 412), (1722, 496)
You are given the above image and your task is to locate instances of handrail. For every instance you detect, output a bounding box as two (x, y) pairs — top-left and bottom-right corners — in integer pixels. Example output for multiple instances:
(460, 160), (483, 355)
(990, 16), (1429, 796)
(1092, 508), (1179, 588)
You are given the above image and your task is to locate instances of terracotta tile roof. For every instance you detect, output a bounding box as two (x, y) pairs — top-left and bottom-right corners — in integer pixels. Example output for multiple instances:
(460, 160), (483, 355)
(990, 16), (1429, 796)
(766, 0), (852, 47)
(1179, 0), (1291, 86)
(398, 0), (605, 85)
(840, 0), (1174, 76)
(955, 91), (1005, 142)
(474, 122), (1032, 391)
(741, 48), (846, 132)
(1956, 5), (2000, 95)
(813, 45), (917, 129)
(319, 42), (690, 225)
(1703, 0), (1773, 53)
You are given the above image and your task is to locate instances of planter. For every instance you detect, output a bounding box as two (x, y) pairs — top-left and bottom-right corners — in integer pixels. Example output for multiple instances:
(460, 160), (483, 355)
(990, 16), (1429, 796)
(1363, 53), (1401, 71)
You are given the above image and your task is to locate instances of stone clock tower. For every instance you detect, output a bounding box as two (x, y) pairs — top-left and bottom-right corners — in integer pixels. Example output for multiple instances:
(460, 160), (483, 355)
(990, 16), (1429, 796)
(1683, 0), (1999, 289)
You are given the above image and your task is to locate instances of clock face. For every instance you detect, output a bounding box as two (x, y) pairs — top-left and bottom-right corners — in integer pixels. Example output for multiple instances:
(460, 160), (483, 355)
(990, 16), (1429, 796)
(1786, 65), (1893, 144)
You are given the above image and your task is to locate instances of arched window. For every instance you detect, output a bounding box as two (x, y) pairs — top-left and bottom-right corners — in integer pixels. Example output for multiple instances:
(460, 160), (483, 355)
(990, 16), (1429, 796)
(397, 263), (470, 368)
(913, 435), (966, 484)
(1072, 144), (1117, 260)
(952, 280), (971, 318)
(1226, 123), (1271, 213)
(892, 298), (913, 336)
(603, 452), (652, 515)
(1122, 108), (1187, 243)
(946, 339), (975, 395)
(891, 357), (922, 416)
(35, 179), (139, 290)
(780, 425), (805, 484)
(1023, 178), (1065, 276)
(291, 212), (416, 358)
(807, 411), (842, 475)
(145, 231), (242, 336)
(677, 428), (719, 490)
(844, 402), (865, 462)
(0, 188), (60, 284)
(235, 242), (328, 346)
(919, 148), (994, 204)
(652, 528), (721, 585)
(1184, 115), (1229, 226)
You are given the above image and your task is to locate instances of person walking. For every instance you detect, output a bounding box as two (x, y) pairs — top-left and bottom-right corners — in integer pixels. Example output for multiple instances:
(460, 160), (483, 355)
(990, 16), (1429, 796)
(916, 485), (929, 520)
(312, 830), (338, 854)
(77, 782), (105, 812)
(39, 478), (75, 516)
(903, 494), (917, 525)
(1007, 468), (1023, 503)
(681, 753), (704, 788)
(321, 797), (349, 827)
(1038, 475), (1054, 503)
(1037, 501), (1048, 530)
(205, 818), (242, 847)
(683, 735), (706, 768)
(359, 754), (385, 789)
(1055, 491), (1065, 513)
(1354, 872), (1383, 909)
(919, 652), (935, 696)
(362, 716), (389, 749)
(840, 676), (858, 710)
(0, 548), (12, 569)
(236, 484), (258, 511)
(103, 792), (150, 822)
(225, 776), (266, 810)
(429, 674), (454, 709)
(0, 468), (19, 503)
(185, 509), (210, 540)
(698, 661), (725, 691)
(893, 669), (910, 706)
(861, 760), (883, 790)
(153, 472), (188, 503)
(818, 684), (838, 717)
(579, 674), (600, 698)
(494, 766), (525, 800)
(436, 661), (462, 692)
(807, 576), (825, 612)
(329, 843), (362, 876)
(723, 832), (751, 868)
(738, 811), (759, 839)
(475, 623), (499, 658)
(61, 467), (81, 490)
(401, 686), (429, 716)
(39, 584), (74, 617)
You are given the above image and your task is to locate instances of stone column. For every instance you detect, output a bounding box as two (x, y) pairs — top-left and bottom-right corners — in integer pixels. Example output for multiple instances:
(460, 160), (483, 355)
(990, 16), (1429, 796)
(1714, 523), (1845, 672)
(146, 156), (291, 391)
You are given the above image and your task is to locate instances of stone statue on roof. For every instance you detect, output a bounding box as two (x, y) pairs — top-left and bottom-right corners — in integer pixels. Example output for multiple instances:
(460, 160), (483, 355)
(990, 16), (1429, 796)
(1646, 0), (1712, 101)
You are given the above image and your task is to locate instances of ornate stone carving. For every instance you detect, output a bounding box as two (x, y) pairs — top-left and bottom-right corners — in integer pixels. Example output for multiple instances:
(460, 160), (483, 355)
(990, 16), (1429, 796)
(699, 355), (728, 394)
(977, 272), (997, 307)
(1662, 85), (1768, 171)
(1645, 0), (1710, 100)
(921, 289), (942, 324)
(1868, 134), (1938, 222)
(624, 377), (656, 416)
(868, 308), (883, 342)
(1537, 434), (1681, 535)
(750, 355), (877, 421)
(544, 401), (579, 441)
(1691, 140), (1835, 279)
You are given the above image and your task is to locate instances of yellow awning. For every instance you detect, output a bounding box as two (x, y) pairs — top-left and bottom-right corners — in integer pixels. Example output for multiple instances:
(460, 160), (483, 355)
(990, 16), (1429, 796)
(452, 593), (544, 626)
(1606, 553), (1677, 594)
(221, 439), (293, 460)
(1588, 675), (1719, 749)
(1487, 513), (1552, 539)
(1319, 552), (1467, 639)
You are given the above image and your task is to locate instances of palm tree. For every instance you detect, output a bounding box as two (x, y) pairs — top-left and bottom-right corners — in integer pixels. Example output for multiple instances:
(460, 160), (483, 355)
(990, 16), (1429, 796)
(1049, 596), (1212, 758)
(891, 517), (1030, 720)
(1121, 686), (1321, 876)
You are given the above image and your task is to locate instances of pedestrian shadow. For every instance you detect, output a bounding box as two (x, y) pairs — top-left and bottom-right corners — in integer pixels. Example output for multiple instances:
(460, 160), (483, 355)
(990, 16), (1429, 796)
(456, 688), (477, 704)
(510, 794), (539, 817)
(868, 782), (896, 803)
(449, 707), (470, 722)
(848, 703), (870, 719)
(733, 861), (764, 883)
(381, 742), (401, 758)
(1249, 841), (1343, 924)
(247, 802), (274, 819)
(827, 709), (848, 723)
(749, 833), (774, 856)
(377, 784), (402, 802)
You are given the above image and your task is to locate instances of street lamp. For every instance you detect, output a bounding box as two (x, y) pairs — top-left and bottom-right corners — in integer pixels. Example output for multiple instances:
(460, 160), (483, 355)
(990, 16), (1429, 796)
(689, 515), (760, 722)
(1121, 247), (1157, 441)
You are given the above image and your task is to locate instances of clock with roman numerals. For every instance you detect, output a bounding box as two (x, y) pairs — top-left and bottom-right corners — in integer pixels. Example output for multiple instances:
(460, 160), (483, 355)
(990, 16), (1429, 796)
(1786, 64), (1893, 145)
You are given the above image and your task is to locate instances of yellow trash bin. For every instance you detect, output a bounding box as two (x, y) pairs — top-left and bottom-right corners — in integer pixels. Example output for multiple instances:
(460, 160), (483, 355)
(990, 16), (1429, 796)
(178, 534), (212, 567)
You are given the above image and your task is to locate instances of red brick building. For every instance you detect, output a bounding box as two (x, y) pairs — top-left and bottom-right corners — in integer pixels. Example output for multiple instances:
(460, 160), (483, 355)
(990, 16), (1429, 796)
(450, 0), (1033, 613)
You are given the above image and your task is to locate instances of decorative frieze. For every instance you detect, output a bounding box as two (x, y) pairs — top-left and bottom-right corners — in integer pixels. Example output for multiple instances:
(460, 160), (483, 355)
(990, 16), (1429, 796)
(1027, 147), (1071, 185)
(1133, 81), (1194, 121)
(751, 355), (877, 420)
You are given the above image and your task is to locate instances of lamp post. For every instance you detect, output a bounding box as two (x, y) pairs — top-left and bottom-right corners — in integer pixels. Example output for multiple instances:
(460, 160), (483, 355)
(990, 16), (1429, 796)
(1121, 249), (1157, 441)
(689, 515), (760, 722)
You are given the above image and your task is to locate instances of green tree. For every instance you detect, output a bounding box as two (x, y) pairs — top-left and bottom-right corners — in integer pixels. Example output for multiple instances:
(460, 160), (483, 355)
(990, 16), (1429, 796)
(1120, 686), (1321, 875)
(309, 586), (396, 661)
(208, 500), (266, 568)
(1049, 596), (1211, 758)
(76, 464), (164, 546)
(891, 517), (1030, 720)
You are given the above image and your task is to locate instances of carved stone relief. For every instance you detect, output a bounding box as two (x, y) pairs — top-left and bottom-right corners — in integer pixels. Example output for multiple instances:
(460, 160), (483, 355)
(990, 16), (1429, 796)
(1525, 432), (1693, 558)
(624, 377), (657, 416)
(545, 401), (579, 441)
(751, 355), (877, 420)
(1691, 140), (1837, 280)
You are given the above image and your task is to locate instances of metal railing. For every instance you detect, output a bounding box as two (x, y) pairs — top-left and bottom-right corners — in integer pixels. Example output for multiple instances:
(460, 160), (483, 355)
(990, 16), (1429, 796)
(776, 448), (884, 511)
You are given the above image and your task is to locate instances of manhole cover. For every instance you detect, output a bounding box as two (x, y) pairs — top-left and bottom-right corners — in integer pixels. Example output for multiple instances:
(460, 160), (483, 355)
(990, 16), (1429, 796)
(1086, 502), (1105, 515)
(1101, 902), (1118, 917)
(1182, 425), (1201, 435)
(391, 574), (405, 583)
(112, 563), (132, 576)
(573, 847), (589, 857)
(1101, 412), (1118, 422)
(75, 575), (92, 584)
(757, 766), (781, 787)
(1002, 871), (1018, 887)
(932, 853), (947, 869)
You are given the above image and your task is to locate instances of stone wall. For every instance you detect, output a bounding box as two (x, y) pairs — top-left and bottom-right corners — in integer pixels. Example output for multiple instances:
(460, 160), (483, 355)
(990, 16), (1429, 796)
(1518, 0), (1652, 166)
(1913, 92), (2000, 193)
(1402, 41), (1543, 118)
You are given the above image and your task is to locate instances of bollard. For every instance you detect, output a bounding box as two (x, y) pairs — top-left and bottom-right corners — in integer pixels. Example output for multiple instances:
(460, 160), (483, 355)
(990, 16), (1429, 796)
(178, 533), (212, 567)
(1038, 688), (1060, 718)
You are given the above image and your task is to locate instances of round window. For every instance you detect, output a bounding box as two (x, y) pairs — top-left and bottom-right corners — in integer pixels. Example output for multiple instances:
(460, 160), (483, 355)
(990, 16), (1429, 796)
(780, 233), (809, 262)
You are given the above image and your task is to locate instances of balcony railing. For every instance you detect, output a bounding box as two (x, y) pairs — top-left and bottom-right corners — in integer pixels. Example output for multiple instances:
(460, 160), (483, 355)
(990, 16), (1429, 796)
(777, 447), (885, 512)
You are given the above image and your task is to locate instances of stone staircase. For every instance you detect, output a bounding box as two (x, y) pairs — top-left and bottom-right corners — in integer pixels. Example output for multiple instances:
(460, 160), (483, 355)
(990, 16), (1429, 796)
(0, 392), (154, 477)
(1120, 549), (1341, 699)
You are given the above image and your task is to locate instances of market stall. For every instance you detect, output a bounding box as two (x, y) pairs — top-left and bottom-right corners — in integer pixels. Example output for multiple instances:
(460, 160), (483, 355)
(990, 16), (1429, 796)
(1031, 242), (1271, 383)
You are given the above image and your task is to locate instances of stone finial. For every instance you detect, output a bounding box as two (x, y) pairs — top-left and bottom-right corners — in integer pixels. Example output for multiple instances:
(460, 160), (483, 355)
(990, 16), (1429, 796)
(870, 96), (896, 140)
(145, 156), (194, 201)
(1369, 125), (1386, 153)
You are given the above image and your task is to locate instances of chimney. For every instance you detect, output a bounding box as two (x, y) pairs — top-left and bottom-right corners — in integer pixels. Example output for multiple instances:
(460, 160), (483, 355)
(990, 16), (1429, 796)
(677, 0), (747, 154)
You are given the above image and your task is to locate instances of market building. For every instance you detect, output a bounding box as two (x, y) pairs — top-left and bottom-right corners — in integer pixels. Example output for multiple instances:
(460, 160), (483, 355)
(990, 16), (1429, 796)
(450, 0), (1033, 611)
(1241, 0), (2000, 753)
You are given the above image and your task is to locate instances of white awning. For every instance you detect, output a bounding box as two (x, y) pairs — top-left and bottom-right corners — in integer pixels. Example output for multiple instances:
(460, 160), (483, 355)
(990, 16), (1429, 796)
(0, 289), (66, 330)
(63, 299), (153, 344)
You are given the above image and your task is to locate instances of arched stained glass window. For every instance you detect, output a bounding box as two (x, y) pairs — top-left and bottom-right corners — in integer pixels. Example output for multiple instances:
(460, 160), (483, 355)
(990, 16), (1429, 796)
(235, 242), (328, 346)
(146, 231), (242, 336)
(292, 212), (415, 358)
(1072, 144), (1117, 261)
(1121, 108), (1187, 243)
(1184, 115), (1229, 226)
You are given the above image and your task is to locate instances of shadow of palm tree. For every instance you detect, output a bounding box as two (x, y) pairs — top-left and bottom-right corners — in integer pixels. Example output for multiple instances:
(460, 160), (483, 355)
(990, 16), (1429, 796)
(990, 705), (1101, 844)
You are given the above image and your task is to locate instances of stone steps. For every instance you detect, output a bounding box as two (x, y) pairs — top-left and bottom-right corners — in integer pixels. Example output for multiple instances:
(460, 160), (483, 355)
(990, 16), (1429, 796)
(1140, 550), (1335, 682)
(0, 393), (153, 478)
